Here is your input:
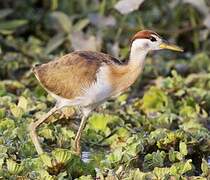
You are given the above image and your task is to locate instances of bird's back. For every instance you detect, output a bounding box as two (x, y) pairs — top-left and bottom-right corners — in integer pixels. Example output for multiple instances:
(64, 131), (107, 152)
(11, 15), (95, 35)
(33, 51), (122, 101)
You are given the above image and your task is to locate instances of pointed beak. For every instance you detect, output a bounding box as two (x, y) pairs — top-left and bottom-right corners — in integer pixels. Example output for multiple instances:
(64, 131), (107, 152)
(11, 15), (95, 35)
(159, 40), (183, 52)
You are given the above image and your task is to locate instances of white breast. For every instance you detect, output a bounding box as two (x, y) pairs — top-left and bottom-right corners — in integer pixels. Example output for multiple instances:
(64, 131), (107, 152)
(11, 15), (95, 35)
(50, 65), (113, 108)
(78, 65), (113, 106)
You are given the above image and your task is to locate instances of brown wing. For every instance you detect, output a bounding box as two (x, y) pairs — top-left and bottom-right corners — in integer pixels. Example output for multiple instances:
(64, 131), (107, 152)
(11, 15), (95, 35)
(33, 51), (122, 99)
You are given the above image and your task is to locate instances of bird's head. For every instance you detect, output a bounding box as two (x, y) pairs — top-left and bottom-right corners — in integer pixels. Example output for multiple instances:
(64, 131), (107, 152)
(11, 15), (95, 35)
(131, 30), (183, 52)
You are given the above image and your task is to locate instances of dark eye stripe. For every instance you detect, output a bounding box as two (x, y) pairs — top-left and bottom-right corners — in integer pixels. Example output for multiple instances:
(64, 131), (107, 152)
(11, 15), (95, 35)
(149, 36), (157, 42)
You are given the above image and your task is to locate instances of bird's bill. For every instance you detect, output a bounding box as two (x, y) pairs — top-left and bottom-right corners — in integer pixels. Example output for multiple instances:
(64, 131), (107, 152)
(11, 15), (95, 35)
(159, 42), (183, 52)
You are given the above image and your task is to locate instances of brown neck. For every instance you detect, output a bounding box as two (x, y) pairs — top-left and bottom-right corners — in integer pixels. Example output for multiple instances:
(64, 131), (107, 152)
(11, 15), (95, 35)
(108, 44), (148, 94)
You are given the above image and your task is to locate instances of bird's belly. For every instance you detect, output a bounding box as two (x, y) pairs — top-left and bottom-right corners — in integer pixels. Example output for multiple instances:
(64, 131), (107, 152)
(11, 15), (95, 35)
(78, 80), (113, 107)
(50, 83), (112, 108)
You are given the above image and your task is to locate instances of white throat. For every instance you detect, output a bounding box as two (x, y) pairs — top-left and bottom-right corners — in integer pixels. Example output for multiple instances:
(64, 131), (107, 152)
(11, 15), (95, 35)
(129, 40), (149, 69)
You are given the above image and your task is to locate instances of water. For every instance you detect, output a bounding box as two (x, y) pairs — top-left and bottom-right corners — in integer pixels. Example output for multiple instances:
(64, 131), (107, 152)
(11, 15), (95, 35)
(208, 156), (210, 166)
(81, 151), (104, 179)
(81, 151), (91, 163)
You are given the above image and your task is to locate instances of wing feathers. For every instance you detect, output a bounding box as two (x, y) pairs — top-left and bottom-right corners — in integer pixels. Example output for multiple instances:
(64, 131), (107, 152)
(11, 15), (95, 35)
(33, 51), (122, 100)
(33, 52), (100, 99)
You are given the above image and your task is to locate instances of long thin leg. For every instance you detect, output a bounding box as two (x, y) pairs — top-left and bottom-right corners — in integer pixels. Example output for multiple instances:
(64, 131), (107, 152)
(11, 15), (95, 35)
(28, 106), (58, 155)
(74, 108), (91, 155)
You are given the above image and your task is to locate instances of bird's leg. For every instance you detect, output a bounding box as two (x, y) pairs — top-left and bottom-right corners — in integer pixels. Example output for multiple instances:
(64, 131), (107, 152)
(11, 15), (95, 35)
(74, 115), (88, 155)
(28, 106), (58, 155)
(74, 108), (91, 155)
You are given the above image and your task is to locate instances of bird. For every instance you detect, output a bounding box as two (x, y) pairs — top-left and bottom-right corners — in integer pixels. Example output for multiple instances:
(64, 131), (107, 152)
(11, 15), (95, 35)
(29, 30), (183, 155)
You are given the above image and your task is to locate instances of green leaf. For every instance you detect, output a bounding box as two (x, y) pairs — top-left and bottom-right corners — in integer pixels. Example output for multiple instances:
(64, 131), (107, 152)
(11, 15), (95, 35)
(0, 158), (4, 169)
(0, 9), (13, 19)
(0, 145), (7, 154)
(50, 0), (58, 10)
(44, 33), (66, 55)
(0, 118), (15, 133)
(153, 167), (170, 179)
(76, 175), (93, 180)
(89, 114), (108, 131)
(125, 141), (143, 157)
(39, 126), (54, 140)
(107, 147), (123, 164)
(181, 160), (193, 174)
(61, 127), (75, 139)
(148, 128), (168, 143)
(170, 160), (192, 175)
(143, 150), (166, 171)
(169, 150), (183, 162)
(0, 108), (5, 118)
(7, 159), (24, 175)
(88, 113), (118, 132)
(52, 149), (72, 164)
(48, 11), (71, 33)
(40, 153), (53, 168)
(141, 87), (169, 113)
(157, 131), (177, 149)
(73, 18), (90, 31)
(17, 96), (28, 112)
(179, 105), (197, 118)
(0, 19), (28, 34)
(10, 104), (24, 118)
(179, 142), (188, 156)
(37, 170), (55, 180)
(126, 169), (149, 180)
(201, 159), (209, 176)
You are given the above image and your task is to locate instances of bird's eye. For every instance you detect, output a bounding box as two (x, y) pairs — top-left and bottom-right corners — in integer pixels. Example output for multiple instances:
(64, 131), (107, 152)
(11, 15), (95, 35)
(149, 36), (157, 42)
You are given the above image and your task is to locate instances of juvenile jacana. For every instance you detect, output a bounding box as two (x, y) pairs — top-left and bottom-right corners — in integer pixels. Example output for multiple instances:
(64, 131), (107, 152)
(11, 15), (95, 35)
(29, 30), (183, 155)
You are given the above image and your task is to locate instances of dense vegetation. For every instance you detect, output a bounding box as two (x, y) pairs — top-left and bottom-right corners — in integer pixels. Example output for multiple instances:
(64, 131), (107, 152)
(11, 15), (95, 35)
(0, 0), (210, 179)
